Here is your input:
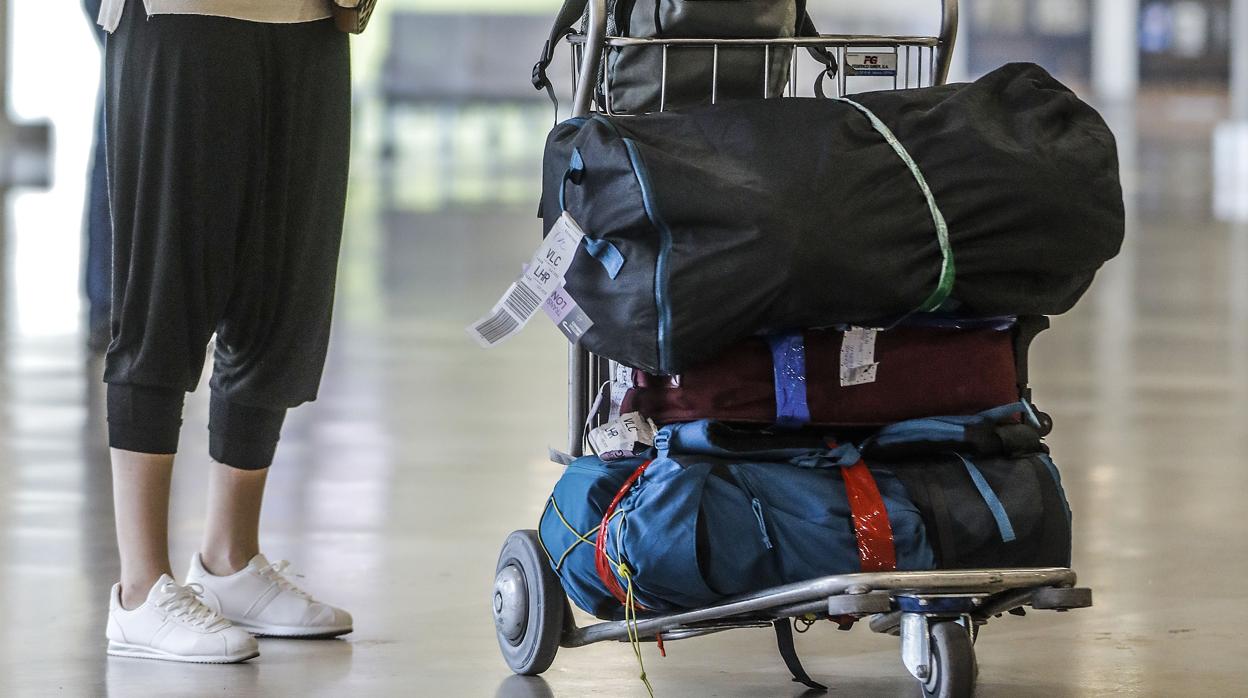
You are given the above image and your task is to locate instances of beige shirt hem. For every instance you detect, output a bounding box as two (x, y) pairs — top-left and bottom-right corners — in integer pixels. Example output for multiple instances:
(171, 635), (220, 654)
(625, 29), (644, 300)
(100, 0), (332, 33)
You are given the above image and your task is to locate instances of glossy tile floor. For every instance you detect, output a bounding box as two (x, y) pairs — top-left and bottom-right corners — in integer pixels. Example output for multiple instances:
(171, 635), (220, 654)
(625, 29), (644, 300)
(2, 95), (1247, 697)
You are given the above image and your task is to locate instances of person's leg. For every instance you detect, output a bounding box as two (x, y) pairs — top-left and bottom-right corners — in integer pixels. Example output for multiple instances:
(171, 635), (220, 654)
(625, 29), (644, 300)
(185, 19), (353, 639)
(100, 5), (265, 662)
(83, 0), (111, 351)
(111, 449), (174, 610)
(198, 397), (287, 576)
(199, 462), (268, 577)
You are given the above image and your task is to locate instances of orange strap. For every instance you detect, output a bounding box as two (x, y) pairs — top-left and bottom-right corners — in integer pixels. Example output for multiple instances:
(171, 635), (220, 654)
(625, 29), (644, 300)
(841, 458), (898, 572)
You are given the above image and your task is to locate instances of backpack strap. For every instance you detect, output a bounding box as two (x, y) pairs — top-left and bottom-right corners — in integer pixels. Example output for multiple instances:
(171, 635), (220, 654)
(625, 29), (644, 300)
(533, 0), (592, 109)
(773, 619), (828, 691)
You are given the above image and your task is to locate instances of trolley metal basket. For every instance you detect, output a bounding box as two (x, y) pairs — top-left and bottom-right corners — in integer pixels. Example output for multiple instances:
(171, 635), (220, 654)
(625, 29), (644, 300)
(493, 2), (1092, 695)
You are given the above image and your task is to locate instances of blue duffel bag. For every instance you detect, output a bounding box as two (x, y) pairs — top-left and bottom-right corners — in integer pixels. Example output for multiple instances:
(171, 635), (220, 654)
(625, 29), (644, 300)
(538, 422), (934, 620)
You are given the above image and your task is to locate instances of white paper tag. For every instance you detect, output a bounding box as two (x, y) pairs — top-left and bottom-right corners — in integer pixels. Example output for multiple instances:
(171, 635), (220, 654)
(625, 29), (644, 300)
(608, 362), (636, 421)
(468, 212), (585, 347)
(588, 412), (656, 460)
(840, 326), (880, 386)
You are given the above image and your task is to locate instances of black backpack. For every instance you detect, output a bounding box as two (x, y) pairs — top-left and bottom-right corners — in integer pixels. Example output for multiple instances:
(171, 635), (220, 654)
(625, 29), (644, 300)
(533, 0), (834, 114)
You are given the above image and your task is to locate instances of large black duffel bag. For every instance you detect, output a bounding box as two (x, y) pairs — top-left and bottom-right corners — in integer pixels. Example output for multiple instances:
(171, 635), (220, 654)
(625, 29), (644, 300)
(541, 63), (1124, 374)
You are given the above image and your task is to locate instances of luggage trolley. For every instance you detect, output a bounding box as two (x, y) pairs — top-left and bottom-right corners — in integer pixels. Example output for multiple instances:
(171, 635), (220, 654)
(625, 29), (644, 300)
(493, 2), (1092, 695)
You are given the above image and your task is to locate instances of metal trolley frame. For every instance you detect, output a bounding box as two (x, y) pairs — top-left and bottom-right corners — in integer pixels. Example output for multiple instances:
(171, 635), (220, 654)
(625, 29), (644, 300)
(493, 2), (1092, 695)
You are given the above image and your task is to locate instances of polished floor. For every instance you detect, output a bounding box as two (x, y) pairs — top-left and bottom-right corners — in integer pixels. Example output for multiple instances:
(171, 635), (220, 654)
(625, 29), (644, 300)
(2, 93), (1247, 697)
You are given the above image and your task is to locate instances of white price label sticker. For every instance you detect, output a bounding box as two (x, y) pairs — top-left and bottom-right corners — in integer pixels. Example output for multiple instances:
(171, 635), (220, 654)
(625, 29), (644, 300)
(467, 212), (586, 348)
(840, 326), (880, 386)
(608, 362), (637, 421)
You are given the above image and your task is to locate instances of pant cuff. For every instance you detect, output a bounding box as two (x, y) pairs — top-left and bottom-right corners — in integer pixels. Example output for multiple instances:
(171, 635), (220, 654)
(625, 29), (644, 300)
(208, 394), (286, 470)
(107, 383), (185, 454)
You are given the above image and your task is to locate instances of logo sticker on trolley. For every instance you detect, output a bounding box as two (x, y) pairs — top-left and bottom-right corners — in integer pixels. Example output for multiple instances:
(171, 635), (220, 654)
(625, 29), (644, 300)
(468, 212), (591, 347)
(846, 52), (898, 77)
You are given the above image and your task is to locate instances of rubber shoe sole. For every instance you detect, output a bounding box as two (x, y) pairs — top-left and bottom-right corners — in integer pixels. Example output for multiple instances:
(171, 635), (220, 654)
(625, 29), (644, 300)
(107, 641), (259, 664)
(229, 620), (353, 639)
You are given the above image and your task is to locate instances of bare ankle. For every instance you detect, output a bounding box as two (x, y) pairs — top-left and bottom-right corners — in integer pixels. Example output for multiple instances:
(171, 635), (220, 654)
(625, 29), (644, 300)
(119, 573), (166, 611)
(199, 550), (257, 577)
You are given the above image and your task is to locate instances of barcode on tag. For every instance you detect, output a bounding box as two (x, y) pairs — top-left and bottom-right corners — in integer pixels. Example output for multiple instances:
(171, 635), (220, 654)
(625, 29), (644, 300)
(502, 281), (542, 319)
(471, 307), (521, 346)
(467, 212), (587, 348)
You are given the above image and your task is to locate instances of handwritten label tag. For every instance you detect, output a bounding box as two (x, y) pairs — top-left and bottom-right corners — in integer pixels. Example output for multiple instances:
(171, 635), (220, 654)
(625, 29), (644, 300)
(588, 412), (657, 461)
(840, 326), (880, 386)
(468, 212), (585, 347)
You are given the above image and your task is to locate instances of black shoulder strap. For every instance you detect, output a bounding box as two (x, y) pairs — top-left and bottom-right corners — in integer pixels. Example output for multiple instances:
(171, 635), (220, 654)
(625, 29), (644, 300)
(794, 1), (838, 81)
(773, 619), (828, 692)
(534, 0), (592, 108)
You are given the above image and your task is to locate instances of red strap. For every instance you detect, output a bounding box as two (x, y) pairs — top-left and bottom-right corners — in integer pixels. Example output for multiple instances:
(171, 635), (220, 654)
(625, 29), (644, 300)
(840, 458), (898, 572)
(594, 461), (652, 607)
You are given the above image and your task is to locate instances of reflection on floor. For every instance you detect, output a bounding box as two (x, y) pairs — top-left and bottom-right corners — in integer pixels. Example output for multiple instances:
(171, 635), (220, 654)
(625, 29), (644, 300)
(1, 98), (1247, 697)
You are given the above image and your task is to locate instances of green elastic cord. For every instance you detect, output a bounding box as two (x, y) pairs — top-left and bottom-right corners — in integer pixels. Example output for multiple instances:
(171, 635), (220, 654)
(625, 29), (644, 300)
(834, 97), (956, 312)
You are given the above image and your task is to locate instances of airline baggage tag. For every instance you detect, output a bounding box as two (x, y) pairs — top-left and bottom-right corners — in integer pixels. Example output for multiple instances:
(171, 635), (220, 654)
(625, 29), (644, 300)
(468, 212), (585, 347)
(588, 411), (657, 461)
(840, 326), (880, 386)
(543, 281), (595, 346)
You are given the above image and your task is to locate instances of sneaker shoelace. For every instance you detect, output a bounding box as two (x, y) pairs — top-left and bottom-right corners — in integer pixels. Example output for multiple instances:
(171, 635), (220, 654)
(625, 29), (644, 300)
(157, 582), (228, 630)
(256, 560), (313, 600)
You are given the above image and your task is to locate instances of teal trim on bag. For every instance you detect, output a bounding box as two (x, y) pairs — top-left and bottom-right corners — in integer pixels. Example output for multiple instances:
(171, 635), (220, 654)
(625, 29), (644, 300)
(834, 97), (956, 313)
(621, 137), (674, 374)
(957, 454), (1016, 543)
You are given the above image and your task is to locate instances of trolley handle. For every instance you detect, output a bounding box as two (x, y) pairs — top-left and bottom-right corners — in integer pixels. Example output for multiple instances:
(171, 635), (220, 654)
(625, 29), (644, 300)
(569, 0), (960, 119)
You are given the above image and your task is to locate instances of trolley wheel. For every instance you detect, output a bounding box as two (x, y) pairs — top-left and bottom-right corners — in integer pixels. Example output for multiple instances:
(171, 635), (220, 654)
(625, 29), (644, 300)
(919, 621), (977, 698)
(493, 530), (564, 675)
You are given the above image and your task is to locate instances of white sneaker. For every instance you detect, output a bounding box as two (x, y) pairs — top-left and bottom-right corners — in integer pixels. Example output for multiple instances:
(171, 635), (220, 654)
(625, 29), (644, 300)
(186, 553), (354, 639)
(106, 574), (259, 664)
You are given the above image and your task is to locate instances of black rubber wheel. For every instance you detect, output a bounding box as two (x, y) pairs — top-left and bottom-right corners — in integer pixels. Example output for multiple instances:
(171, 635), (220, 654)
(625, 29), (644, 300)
(920, 621), (977, 698)
(493, 530), (564, 675)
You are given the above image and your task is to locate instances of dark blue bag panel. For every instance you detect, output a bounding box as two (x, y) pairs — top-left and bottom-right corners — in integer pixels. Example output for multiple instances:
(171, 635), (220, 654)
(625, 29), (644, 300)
(860, 404), (1073, 569)
(885, 453), (1073, 570)
(539, 437), (934, 620)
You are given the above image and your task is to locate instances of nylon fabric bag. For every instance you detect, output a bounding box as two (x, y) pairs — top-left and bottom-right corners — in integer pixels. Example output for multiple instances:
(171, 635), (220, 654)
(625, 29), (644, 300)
(602, 0), (800, 113)
(621, 322), (1023, 428)
(538, 422), (934, 619)
(541, 62), (1124, 374)
(860, 404), (1074, 569)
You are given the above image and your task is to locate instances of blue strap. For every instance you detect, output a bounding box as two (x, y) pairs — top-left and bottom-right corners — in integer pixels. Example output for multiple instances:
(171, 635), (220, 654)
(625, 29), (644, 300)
(558, 147), (585, 212)
(791, 442), (862, 469)
(584, 238), (625, 279)
(766, 333), (812, 430)
(957, 455), (1016, 543)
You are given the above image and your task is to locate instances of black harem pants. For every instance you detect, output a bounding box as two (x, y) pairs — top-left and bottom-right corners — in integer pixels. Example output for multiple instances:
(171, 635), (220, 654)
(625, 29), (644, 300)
(104, 4), (351, 470)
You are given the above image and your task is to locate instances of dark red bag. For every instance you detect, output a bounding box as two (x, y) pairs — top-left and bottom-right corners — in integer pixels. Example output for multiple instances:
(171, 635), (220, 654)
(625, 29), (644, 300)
(620, 322), (1036, 428)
